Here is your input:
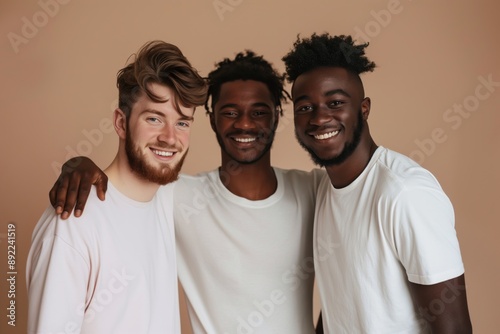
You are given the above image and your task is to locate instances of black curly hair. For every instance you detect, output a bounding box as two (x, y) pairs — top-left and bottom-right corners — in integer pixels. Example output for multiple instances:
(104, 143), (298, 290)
(205, 50), (290, 115)
(282, 33), (376, 82)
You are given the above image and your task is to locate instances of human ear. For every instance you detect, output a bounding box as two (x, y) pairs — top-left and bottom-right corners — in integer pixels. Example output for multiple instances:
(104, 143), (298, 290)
(113, 108), (127, 140)
(361, 97), (371, 120)
(209, 112), (217, 133)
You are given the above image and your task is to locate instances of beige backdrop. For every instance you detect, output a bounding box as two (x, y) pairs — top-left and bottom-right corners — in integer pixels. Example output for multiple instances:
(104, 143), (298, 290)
(1, 0), (499, 333)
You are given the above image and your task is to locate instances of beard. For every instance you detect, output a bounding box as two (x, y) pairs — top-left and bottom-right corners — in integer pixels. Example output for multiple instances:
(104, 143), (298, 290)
(215, 127), (276, 165)
(296, 109), (364, 167)
(125, 130), (186, 185)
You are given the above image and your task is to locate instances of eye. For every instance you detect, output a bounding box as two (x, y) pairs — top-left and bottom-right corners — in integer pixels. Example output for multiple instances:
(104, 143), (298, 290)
(253, 110), (271, 117)
(328, 100), (344, 108)
(294, 105), (313, 114)
(146, 117), (161, 123)
(177, 120), (191, 128)
(224, 111), (238, 118)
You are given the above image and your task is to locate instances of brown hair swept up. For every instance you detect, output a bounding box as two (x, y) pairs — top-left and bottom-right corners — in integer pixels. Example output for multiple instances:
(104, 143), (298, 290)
(117, 40), (207, 117)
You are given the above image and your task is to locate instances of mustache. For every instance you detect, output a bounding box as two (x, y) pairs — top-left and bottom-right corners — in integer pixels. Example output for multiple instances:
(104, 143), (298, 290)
(227, 130), (261, 137)
(149, 142), (183, 151)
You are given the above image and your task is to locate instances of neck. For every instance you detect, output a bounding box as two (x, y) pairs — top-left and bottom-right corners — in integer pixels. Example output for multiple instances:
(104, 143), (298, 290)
(324, 132), (378, 189)
(219, 153), (277, 200)
(104, 151), (160, 202)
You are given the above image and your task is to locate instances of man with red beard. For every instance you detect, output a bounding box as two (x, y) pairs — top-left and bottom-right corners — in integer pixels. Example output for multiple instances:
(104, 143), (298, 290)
(26, 40), (207, 334)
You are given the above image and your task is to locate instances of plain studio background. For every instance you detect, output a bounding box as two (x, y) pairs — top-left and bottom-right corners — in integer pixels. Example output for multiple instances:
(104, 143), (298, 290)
(1, 0), (499, 333)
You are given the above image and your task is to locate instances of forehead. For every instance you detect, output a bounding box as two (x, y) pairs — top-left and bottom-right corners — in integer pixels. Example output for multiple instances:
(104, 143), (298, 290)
(291, 67), (361, 98)
(133, 82), (194, 118)
(216, 80), (274, 107)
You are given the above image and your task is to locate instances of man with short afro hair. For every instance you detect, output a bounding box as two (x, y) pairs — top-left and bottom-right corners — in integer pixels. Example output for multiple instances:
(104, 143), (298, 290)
(283, 32), (472, 333)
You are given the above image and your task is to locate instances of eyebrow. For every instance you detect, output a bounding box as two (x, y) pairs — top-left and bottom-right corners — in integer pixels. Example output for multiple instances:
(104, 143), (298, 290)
(293, 88), (351, 104)
(140, 109), (194, 121)
(218, 102), (273, 110)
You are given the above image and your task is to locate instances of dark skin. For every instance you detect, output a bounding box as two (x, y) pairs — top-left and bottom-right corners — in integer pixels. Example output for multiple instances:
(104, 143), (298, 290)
(50, 156), (108, 219)
(209, 80), (278, 200)
(49, 79), (324, 333)
(292, 66), (472, 333)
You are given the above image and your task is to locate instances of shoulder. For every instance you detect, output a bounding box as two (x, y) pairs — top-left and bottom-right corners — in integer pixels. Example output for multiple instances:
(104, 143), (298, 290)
(30, 204), (96, 260)
(175, 171), (216, 188)
(34, 185), (119, 239)
(275, 167), (326, 195)
(173, 171), (218, 206)
(276, 167), (326, 183)
(374, 147), (445, 195)
(371, 148), (453, 218)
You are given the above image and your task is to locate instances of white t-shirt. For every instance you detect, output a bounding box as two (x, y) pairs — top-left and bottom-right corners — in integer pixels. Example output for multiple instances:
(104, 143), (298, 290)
(26, 182), (180, 334)
(174, 167), (324, 334)
(314, 147), (465, 333)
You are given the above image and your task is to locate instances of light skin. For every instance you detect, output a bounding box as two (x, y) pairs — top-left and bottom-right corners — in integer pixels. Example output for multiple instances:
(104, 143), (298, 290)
(292, 66), (472, 333)
(122, 83), (192, 188)
(54, 82), (193, 215)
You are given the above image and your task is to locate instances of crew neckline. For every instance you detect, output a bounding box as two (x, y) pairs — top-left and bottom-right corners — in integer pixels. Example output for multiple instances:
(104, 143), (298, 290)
(209, 167), (285, 208)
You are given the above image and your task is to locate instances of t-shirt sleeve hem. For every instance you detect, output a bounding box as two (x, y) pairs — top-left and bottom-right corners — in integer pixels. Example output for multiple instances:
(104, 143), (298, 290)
(407, 265), (465, 285)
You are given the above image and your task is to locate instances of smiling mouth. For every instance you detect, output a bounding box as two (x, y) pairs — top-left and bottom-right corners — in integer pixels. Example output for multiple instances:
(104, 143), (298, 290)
(151, 149), (174, 157)
(313, 130), (339, 140)
(233, 137), (257, 143)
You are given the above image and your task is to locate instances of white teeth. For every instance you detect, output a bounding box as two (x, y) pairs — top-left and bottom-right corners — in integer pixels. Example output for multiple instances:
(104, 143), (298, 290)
(314, 131), (339, 140)
(234, 137), (256, 143)
(152, 150), (174, 157)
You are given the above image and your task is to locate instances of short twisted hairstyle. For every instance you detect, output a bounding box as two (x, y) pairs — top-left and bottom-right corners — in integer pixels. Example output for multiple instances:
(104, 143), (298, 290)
(282, 33), (376, 82)
(117, 40), (207, 117)
(205, 50), (290, 115)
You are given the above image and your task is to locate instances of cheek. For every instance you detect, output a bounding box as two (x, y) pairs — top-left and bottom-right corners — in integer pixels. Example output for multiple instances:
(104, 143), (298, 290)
(293, 116), (306, 131)
(260, 119), (275, 132)
(130, 127), (149, 142)
(178, 131), (191, 147)
(214, 119), (233, 134)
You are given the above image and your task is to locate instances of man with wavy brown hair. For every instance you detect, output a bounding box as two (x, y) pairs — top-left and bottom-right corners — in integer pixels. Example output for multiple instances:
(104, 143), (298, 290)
(26, 40), (207, 334)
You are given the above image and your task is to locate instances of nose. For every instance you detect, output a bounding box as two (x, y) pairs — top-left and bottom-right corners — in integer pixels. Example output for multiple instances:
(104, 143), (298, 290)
(234, 113), (255, 130)
(309, 105), (333, 126)
(157, 124), (177, 146)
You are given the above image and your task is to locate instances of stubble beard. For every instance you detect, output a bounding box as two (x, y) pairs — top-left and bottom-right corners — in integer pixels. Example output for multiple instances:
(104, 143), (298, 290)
(296, 109), (364, 167)
(215, 127), (276, 165)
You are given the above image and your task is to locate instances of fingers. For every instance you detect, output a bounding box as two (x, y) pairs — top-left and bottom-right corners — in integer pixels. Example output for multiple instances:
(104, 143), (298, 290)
(48, 156), (108, 219)
(50, 175), (71, 217)
(49, 179), (60, 210)
(95, 174), (108, 201)
(60, 171), (82, 219)
(73, 171), (100, 217)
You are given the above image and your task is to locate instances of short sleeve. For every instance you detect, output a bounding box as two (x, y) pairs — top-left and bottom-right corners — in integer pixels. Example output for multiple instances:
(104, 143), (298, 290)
(391, 186), (464, 285)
